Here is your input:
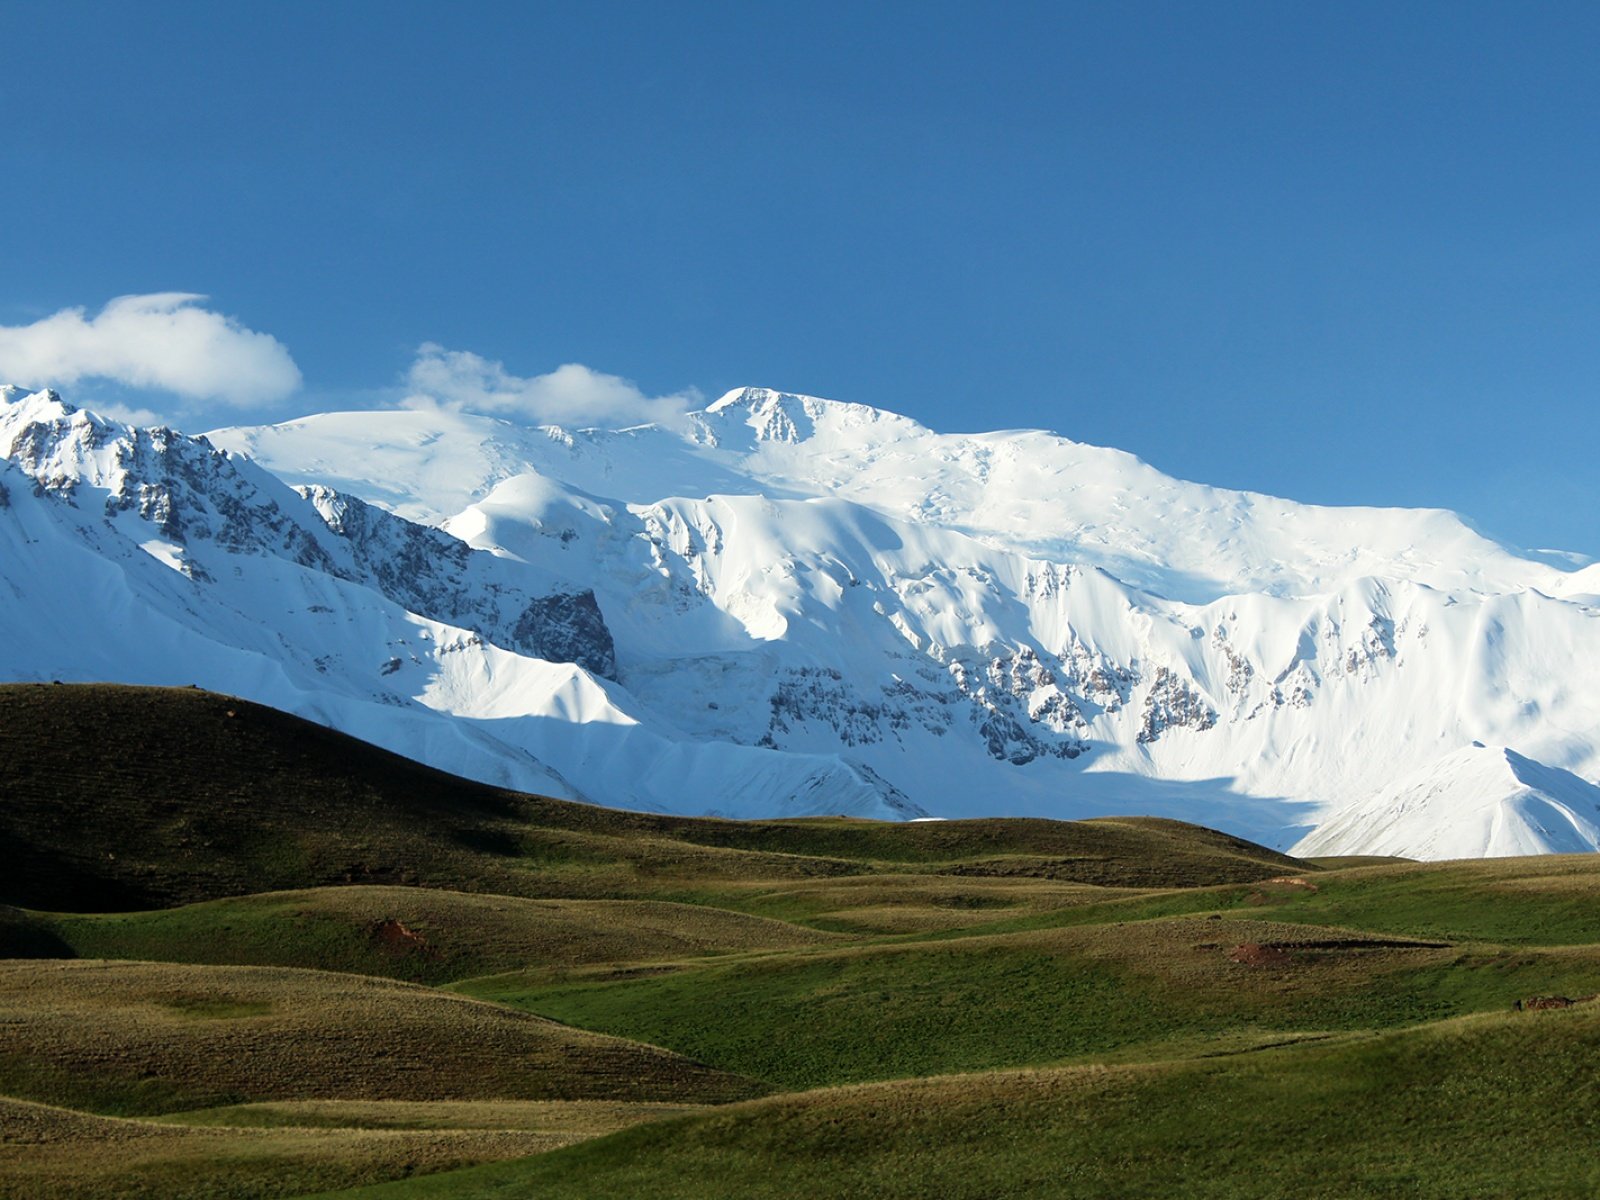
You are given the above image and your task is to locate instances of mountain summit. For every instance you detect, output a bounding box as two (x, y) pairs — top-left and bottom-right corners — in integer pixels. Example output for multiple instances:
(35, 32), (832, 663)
(4, 384), (1598, 857)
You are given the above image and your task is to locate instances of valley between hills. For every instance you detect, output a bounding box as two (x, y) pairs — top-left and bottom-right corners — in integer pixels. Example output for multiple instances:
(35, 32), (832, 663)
(5, 683), (1600, 1198)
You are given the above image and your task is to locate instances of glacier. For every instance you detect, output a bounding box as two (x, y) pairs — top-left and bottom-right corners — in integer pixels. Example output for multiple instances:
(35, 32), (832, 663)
(4, 382), (1599, 858)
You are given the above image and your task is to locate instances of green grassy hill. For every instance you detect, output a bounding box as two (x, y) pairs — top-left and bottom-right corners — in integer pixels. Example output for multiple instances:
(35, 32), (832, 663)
(14, 886), (837, 985)
(458, 910), (1600, 1089)
(0, 959), (761, 1116)
(5, 683), (1600, 1199)
(0, 1095), (682, 1200)
(301, 1004), (1600, 1200)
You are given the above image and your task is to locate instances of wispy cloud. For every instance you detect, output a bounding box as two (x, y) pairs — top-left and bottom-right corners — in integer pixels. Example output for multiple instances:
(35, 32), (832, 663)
(0, 294), (302, 407)
(87, 400), (169, 427)
(405, 344), (699, 428)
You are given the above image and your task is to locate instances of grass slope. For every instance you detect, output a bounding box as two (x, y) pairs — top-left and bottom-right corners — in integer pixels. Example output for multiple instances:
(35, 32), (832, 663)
(13, 682), (1600, 1198)
(0, 960), (760, 1116)
(11, 886), (837, 984)
(0, 1096), (599, 1200)
(303, 1005), (1600, 1200)
(952, 857), (1600, 946)
(668, 874), (1123, 934)
(151, 1098), (706, 1133)
(0, 683), (1308, 913)
(458, 912), (1600, 1089)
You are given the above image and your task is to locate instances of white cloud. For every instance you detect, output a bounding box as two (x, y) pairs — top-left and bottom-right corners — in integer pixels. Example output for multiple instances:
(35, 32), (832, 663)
(88, 400), (168, 427)
(405, 344), (699, 428)
(0, 293), (302, 407)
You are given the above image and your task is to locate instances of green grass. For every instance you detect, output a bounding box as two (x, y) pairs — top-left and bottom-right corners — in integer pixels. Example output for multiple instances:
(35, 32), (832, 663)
(11, 682), (1600, 1198)
(455, 914), (1600, 1089)
(151, 1098), (707, 1133)
(300, 1004), (1600, 1199)
(11, 885), (836, 985)
(461, 938), (1134, 1089)
(957, 857), (1600, 946)
(0, 1096), (596, 1200)
(0, 960), (761, 1116)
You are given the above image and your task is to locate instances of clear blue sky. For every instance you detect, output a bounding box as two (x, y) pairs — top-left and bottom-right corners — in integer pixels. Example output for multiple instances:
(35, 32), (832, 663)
(3, 1), (1598, 555)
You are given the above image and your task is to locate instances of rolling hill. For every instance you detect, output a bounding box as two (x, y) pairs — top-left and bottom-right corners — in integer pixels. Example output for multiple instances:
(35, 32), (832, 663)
(5, 682), (1600, 1198)
(0, 683), (1304, 912)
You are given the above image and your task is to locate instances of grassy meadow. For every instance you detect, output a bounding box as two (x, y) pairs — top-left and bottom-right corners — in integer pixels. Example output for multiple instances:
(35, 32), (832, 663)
(4, 683), (1600, 1197)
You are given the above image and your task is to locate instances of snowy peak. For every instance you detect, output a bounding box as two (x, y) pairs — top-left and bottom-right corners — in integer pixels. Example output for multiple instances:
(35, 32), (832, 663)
(0, 383), (926, 823)
(210, 405), (549, 524)
(702, 386), (923, 446)
(226, 384), (1581, 604)
(1, 386), (343, 582)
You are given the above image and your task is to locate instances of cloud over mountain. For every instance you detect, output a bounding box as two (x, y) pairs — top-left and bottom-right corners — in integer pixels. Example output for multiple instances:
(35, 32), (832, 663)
(0, 294), (302, 407)
(405, 345), (699, 428)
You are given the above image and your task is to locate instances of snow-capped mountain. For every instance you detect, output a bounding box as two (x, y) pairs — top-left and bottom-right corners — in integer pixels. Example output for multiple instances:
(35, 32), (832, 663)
(0, 386), (916, 819)
(5, 383), (1600, 857)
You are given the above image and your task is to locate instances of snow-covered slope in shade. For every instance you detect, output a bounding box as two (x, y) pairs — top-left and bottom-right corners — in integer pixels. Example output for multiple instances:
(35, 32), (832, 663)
(1293, 745), (1600, 859)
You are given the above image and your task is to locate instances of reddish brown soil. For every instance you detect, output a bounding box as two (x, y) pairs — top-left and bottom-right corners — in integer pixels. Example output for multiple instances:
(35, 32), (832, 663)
(370, 918), (433, 957)
(1516, 993), (1599, 1012)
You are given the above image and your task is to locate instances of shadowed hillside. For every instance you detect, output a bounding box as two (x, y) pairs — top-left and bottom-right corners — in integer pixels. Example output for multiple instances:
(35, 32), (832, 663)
(0, 683), (1308, 911)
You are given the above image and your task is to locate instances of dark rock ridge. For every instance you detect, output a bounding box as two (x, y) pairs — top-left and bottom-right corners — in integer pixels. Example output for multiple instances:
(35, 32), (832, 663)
(304, 486), (617, 678)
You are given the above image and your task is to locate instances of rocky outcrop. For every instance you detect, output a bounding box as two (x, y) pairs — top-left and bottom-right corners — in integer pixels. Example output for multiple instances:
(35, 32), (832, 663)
(0, 393), (622, 681)
(509, 590), (616, 679)
(1138, 666), (1217, 744)
(302, 485), (621, 675)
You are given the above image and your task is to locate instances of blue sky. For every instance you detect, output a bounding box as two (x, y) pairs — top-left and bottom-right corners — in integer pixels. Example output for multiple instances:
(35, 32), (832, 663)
(3, 2), (1598, 555)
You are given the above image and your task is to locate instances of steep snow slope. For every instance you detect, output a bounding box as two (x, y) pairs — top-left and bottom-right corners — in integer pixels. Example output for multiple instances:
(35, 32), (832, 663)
(7, 383), (1599, 856)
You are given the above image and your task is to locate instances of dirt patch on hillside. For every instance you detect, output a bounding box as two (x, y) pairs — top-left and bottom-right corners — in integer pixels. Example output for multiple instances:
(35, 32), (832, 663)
(370, 918), (433, 958)
(1516, 993), (1600, 1012)
(1225, 934), (1449, 967)
(1245, 877), (1321, 906)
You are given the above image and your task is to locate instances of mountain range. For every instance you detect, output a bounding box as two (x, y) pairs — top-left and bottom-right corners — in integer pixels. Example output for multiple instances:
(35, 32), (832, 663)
(4, 381), (1598, 858)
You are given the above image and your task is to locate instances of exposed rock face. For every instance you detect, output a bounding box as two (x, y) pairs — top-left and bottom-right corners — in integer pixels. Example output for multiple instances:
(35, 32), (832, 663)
(510, 590), (616, 680)
(760, 646), (1091, 765)
(4, 401), (338, 579)
(1138, 666), (1218, 744)
(304, 485), (618, 679)
(0, 392), (622, 682)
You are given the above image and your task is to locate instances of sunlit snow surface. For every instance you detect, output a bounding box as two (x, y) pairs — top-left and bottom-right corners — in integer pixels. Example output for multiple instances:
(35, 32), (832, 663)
(4, 384), (1599, 857)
